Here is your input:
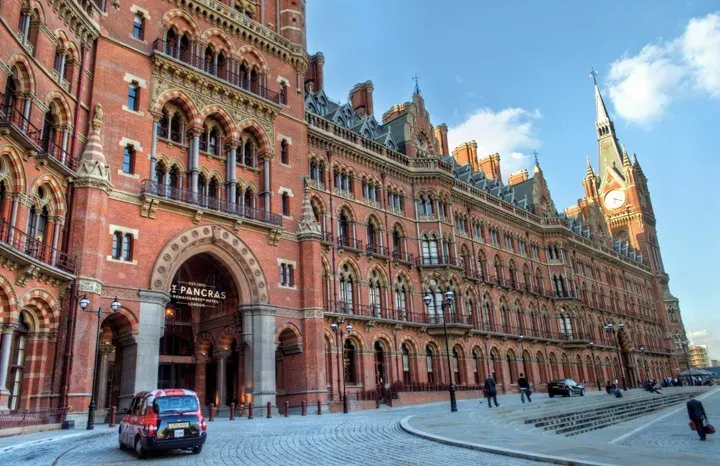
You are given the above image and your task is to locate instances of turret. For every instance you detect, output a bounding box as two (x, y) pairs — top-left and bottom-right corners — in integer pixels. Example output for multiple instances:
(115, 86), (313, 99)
(278, 0), (307, 48)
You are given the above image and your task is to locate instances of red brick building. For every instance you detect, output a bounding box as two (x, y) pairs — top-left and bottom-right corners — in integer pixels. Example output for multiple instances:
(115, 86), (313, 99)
(0, 0), (687, 416)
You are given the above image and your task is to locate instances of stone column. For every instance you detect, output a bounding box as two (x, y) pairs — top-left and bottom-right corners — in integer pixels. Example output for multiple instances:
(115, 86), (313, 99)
(150, 113), (161, 181)
(226, 142), (238, 205)
(50, 220), (61, 265)
(194, 351), (208, 406)
(263, 157), (271, 212)
(214, 350), (231, 409)
(60, 129), (69, 163)
(240, 304), (277, 408)
(96, 344), (115, 410)
(189, 129), (201, 194)
(134, 290), (170, 391)
(0, 325), (16, 407)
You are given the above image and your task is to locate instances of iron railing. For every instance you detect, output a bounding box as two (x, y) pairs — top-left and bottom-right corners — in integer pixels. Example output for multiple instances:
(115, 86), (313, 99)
(0, 218), (76, 274)
(140, 179), (282, 227)
(43, 137), (79, 171)
(0, 407), (69, 429)
(0, 102), (43, 147)
(337, 235), (362, 251)
(153, 39), (281, 104)
(366, 243), (389, 257)
(416, 255), (464, 268)
(391, 250), (414, 263)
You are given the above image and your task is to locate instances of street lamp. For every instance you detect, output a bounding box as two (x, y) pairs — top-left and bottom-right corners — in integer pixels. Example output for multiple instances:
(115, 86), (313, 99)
(588, 342), (601, 392)
(423, 288), (458, 413)
(604, 322), (627, 391)
(638, 346), (646, 384)
(330, 321), (353, 413)
(518, 335), (526, 377)
(79, 294), (121, 430)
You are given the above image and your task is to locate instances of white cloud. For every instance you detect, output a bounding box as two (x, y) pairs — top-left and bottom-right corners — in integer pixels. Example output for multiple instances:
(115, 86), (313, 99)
(690, 329), (711, 339)
(606, 12), (720, 125)
(447, 107), (542, 179)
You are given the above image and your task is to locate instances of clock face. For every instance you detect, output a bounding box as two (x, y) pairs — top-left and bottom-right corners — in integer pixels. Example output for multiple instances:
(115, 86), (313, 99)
(604, 190), (626, 210)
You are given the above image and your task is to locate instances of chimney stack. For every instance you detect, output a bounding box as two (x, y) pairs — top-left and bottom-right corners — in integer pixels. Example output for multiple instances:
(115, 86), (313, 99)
(452, 141), (479, 171)
(349, 81), (374, 117)
(478, 153), (502, 181)
(434, 124), (449, 156)
(305, 52), (325, 92)
(508, 169), (529, 186)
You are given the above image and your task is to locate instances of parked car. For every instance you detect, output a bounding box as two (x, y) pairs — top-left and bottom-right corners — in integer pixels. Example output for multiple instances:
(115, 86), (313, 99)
(119, 389), (207, 458)
(548, 379), (585, 397)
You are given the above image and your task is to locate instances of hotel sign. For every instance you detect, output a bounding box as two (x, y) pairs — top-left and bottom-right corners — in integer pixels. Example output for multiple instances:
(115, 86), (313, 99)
(171, 281), (226, 308)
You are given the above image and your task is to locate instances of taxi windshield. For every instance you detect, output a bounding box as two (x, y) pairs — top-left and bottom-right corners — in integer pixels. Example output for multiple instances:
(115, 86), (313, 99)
(155, 395), (198, 414)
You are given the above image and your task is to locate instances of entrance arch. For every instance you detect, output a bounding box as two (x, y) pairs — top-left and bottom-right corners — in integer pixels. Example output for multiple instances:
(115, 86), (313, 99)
(150, 224), (269, 303)
(120, 225), (276, 410)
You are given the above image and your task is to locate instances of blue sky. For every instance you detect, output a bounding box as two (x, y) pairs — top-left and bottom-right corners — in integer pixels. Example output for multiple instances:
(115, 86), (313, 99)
(307, 0), (720, 359)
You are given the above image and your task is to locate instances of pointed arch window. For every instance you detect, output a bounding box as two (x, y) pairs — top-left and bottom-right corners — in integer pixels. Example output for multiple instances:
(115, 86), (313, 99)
(395, 278), (408, 319)
(426, 346), (435, 384)
(344, 339), (356, 384)
(8, 312), (29, 410)
(402, 344), (412, 384)
(421, 234), (439, 265)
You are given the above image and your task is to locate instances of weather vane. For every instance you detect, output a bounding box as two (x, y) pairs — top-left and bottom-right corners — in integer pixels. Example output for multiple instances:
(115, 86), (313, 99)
(412, 73), (421, 94)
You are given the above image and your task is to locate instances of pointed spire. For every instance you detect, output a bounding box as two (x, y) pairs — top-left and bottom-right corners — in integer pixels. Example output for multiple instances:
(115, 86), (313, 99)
(75, 104), (112, 190)
(585, 155), (595, 177)
(532, 150), (541, 174)
(590, 68), (611, 123)
(296, 177), (322, 240)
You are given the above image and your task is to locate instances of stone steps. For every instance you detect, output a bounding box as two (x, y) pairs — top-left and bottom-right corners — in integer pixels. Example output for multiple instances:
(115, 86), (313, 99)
(523, 392), (698, 437)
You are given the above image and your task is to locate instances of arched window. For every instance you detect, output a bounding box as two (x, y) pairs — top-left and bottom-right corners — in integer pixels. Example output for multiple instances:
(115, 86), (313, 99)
(344, 339), (356, 384)
(8, 312), (29, 410)
(453, 348), (462, 385)
(392, 227), (402, 256)
(472, 350), (481, 384)
(421, 234), (439, 265)
(374, 341), (386, 385)
(368, 270), (382, 317)
(507, 350), (517, 382)
(366, 221), (377, 251)
(339, 264), (354, 312)
(394, 276), (408, 319)
(426, 346), (435, 384)
(338, 212), (350, 245)
(28, 205), (49, 244)
(402, 344), (412, 384)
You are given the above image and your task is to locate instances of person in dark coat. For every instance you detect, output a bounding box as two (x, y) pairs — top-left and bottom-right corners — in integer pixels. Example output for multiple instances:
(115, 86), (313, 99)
(687, 395), (708, 441)
(518, 373), (531, 403)
(484, 374), (499, 408)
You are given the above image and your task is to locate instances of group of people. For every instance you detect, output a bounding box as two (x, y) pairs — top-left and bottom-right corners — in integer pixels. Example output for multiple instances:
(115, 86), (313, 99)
(481, 373), (712, 442)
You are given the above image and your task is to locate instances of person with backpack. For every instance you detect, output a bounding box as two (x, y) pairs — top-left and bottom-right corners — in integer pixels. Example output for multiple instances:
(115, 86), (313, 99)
(518, 373), (532, 403)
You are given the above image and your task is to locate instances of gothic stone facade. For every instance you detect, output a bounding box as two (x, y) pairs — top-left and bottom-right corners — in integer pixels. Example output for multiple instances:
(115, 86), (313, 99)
(0, 0), (686, 414)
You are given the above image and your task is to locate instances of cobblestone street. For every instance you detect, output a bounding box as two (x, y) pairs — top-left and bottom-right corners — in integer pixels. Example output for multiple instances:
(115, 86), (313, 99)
(617, 388), (720, 455)
(1, 399), (539, 466)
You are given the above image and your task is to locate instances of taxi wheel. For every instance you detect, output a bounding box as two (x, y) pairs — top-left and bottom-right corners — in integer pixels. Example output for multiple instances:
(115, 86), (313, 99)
(119, 439), (126, 450)
(192, 446), (203, 455)
(135, 437), (147, 459)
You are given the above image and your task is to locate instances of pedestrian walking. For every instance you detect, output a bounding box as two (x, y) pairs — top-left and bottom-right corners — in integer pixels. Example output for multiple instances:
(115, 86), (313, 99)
(687, 395), (708, 441)
(484, 373), (499, 408)
(518, 373), (532, 403)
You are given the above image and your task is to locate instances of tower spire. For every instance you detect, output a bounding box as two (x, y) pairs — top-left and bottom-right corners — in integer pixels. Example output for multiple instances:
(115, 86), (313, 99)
(590, 68), (610, 123)
(585, 155), (595, 177)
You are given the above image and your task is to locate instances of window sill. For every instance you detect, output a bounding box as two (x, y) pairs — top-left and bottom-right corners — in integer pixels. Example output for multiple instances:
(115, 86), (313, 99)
(106, 256), (138, 266)
(117, 169), (140, 179)
(129, 34), (148, 45)
(122, 105), (145, 117)
(279, 284), (297, 290)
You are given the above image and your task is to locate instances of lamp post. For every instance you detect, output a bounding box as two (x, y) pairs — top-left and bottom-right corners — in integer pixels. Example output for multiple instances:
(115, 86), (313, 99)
(518, 335), (526, 377)
(588, 342), (600, 392)
(79, 294), (121, 430)
(604, 322), (627, 391)
(330, 321), (353, 413)
(423, 288), (457, 413)
(638, 346), (646, 383)
(681, 340), (693, 386)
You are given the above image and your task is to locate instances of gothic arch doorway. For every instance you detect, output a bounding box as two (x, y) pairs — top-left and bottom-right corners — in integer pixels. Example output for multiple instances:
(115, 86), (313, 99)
(131, 225), (276, 409)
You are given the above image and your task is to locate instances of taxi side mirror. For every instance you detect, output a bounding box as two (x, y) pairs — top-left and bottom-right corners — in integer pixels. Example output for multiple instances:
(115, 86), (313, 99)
(152, 403), (160, 414)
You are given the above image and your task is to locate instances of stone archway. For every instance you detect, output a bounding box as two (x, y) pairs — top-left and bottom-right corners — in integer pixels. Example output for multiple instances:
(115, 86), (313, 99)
(138, 224), (276, 408)
(150, 224), (269, 303)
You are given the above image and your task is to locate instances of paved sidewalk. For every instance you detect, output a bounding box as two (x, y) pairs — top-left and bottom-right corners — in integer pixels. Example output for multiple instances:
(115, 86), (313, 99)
(402, 388), (720, 466)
